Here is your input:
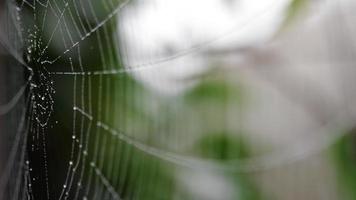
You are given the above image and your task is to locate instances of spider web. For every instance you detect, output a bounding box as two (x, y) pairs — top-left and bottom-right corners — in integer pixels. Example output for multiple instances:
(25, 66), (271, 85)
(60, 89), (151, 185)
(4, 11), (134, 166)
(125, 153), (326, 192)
(0, 0), (240, 199)
(0, 0), (347, 199)
(0, 0), (176, 199)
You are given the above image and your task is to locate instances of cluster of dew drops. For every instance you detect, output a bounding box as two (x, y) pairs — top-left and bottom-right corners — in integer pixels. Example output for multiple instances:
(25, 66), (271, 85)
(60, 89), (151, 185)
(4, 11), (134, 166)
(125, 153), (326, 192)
(26, 25), (56, 128)
(13, 3), (60, 194)
(15, 4), (88, 196)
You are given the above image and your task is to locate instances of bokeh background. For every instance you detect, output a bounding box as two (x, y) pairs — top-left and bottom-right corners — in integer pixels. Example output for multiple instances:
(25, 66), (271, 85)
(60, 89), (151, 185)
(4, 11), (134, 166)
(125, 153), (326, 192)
(2, 0), (356, 199)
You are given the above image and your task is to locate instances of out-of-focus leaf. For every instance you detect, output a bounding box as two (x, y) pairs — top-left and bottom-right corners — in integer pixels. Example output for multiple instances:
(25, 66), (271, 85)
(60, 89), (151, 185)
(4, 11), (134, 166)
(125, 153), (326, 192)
(185, 79), (243, 105)
(281, 0), (308, 28)
(331, 131), (356, 200)
(195, 133), (249, 160)
(196, 133), (262, 200)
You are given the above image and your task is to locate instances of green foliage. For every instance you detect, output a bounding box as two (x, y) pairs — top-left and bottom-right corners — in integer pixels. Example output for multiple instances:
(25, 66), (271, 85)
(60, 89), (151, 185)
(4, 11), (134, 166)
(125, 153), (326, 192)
(281, 0), (308, 29)
(195, 133), (249, 161)
(196, 133), (262, 200)
(185, 79), (242, 105)
(331, 131), (356, 200)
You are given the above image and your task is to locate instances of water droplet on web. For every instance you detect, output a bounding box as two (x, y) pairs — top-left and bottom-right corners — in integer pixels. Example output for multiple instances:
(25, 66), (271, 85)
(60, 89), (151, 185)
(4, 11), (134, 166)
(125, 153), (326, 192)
(26, 54), (31, 62)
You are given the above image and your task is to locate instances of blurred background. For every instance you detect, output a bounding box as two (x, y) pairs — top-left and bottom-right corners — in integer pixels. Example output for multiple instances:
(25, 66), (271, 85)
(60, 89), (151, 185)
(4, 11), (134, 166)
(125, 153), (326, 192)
(1, 0), (356, 199)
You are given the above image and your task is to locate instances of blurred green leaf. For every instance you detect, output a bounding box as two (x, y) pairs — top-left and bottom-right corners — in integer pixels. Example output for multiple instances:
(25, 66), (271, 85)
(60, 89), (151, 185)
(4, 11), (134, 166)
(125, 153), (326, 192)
(281, 0), (308, 28)
(185, 80), (242, 104)
(196, 133), (262, 200)
(332, 131), (356, 200)
(196, 133), (249, 161)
